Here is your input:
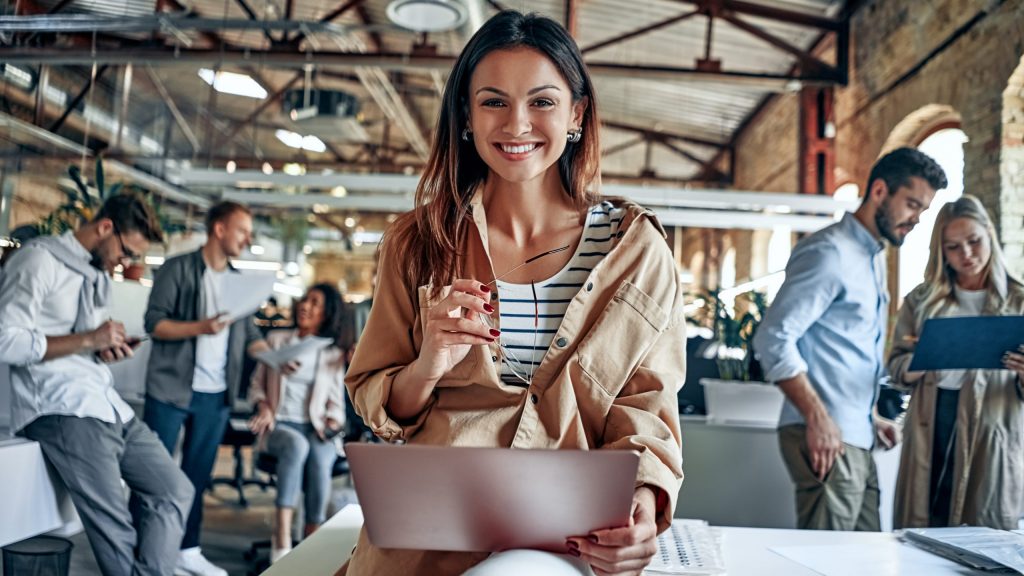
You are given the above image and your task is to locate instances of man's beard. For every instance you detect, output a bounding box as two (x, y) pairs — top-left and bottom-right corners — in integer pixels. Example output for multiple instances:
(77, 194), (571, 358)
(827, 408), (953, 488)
(89, 250), (107, 272)
(875, 197), (906, 246)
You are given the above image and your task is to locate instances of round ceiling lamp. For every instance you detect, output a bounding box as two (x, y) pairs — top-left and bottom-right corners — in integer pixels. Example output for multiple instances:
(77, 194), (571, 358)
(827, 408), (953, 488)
(386, 0), (467, 33)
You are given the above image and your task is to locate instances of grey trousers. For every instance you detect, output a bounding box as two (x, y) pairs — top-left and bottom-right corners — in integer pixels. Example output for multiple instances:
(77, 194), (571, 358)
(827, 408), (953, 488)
(265, 421), (337, 524)
(778, 424), (880, 531)
(22, 415), (194, 576)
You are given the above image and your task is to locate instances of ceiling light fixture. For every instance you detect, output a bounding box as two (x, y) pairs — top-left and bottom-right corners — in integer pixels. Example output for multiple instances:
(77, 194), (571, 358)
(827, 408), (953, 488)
(386, 0), (467, 32)
(198, 69), (268, 99)
(275, 129), (327, 153)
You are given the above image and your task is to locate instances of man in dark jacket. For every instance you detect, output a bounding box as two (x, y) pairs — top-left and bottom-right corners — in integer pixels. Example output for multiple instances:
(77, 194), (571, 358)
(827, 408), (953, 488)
(143, 201), (276, 576)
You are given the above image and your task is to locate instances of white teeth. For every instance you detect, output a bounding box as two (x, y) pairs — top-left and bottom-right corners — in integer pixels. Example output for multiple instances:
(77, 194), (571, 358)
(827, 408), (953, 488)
(500, 143), (538, 154)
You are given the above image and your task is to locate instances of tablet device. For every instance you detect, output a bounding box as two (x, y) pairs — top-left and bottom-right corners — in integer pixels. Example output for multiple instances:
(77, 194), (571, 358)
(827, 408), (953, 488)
(908, 316), (1024, 371)
(345, 443), (639, 553)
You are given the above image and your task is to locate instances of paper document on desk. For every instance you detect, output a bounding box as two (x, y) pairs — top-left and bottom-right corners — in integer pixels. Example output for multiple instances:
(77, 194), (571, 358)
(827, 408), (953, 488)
(902, 527), (1024, 573)
(643, 519), (725, 575)
(254, 336), (333, 370)
(219, 273), (276, 322)
(771, 541), (983, 575)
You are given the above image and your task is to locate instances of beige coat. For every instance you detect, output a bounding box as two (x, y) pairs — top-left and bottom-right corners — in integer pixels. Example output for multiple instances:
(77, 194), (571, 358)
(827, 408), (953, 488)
(249, 328), (347, 440)
(888, 277), (1024, 529)
(344, 196), (686, 576)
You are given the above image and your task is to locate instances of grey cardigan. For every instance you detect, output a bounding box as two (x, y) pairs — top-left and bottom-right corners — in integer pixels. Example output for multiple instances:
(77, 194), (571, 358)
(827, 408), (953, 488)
(144, 249), (263, 409)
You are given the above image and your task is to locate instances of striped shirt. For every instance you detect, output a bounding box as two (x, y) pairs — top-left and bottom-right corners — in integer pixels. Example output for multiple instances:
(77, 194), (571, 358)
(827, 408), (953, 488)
(496, 202), (625, 387)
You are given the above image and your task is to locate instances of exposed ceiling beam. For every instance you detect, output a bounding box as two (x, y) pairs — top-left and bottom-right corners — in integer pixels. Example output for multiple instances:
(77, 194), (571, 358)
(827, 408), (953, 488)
(602, 120), (726, 149)
(670, 0), (842, 31)
(210, 72), (303, 151)
(565, 0), (579, 38)
(49, 64), (110, 133)
(233, 0), (276, 45)
(0, 47), (843, 88)
(291, 0), (364, 48)
(719, 12), (840, 80)
(581, 9), (700, 54)
(601, 136), (646, 158)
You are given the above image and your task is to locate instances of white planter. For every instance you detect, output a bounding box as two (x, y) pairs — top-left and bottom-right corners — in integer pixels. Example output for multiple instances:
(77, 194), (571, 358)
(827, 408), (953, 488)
(700, 378), (784, 426)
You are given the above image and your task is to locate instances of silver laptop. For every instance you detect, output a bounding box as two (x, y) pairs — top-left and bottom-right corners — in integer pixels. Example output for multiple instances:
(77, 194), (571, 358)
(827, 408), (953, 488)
(345, 443), (639, 553)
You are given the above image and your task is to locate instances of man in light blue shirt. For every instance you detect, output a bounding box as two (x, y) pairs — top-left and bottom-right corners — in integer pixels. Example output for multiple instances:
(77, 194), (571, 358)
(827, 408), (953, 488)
(753, 147), (947, 531)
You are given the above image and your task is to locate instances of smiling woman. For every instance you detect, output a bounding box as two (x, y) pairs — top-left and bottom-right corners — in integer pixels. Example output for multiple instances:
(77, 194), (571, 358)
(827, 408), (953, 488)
(344, 10), (686, 576)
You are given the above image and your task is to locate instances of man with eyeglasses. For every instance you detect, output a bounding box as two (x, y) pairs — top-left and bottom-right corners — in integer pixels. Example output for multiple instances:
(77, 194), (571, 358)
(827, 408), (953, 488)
(0, 193), (194, 576)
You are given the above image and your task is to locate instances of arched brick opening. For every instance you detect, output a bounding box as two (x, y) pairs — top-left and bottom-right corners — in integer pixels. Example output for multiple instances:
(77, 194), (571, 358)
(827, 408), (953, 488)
(1001, 55), (1024, 277)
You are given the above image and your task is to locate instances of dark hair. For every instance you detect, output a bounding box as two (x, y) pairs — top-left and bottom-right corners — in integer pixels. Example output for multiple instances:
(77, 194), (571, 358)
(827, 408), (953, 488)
(305, 283), (350, 350)
(384, 10), (601, 292)
(94, 192), (164, 243)
(864, 147), (948, 204)
(205, 201), (251, 232)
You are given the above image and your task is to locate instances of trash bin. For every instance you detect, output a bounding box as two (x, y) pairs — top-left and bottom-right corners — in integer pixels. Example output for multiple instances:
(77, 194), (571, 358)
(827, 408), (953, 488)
(2, 536), (73, 576)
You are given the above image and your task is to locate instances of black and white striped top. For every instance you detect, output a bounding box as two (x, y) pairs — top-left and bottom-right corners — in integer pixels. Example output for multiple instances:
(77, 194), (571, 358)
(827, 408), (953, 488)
(496, 201), (625, 387)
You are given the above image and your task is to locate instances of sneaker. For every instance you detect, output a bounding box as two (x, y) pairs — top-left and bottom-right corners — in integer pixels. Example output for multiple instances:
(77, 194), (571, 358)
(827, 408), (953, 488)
(174, 547), (228, 576)
(270, 547), (292, 564)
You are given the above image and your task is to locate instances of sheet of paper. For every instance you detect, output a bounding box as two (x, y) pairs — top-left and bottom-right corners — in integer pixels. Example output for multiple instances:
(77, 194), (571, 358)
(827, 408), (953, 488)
(909, 316), (1024, 371)
(770, 542), (982, 576)
(219, 273), (276, 322)
(254, 336), (333, 370)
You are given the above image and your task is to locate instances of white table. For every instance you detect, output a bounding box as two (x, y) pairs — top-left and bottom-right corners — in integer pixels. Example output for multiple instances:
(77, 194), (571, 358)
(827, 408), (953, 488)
(0, 437), (80, 548)
(262, 504), (990, 576)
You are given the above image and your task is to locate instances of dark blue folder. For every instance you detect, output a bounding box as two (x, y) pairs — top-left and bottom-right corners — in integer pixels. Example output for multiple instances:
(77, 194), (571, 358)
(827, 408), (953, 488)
(908, 316), (1024, 371)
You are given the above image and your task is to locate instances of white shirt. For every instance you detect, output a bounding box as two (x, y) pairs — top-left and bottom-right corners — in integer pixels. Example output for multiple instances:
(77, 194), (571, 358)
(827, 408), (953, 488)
(276, 337), (319, 423)
(0, 232), (134, 432)
(496, 202), (624, 387)
(192, 266), (230, 393)
(936, 286), (989, 391)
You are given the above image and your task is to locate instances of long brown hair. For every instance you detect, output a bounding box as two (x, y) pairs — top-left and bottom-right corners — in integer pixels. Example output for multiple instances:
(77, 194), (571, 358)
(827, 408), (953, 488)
(381, 10), (601, 292)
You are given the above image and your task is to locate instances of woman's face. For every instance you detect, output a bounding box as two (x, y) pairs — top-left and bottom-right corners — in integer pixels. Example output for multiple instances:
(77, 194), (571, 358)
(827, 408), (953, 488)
(467, 47), (586, 186)
(942, 216), (991, 281)
(296, 289), (326, 333)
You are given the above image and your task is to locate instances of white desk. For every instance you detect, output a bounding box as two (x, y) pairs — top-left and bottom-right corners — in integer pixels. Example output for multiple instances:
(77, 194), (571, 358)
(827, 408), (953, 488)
(0, 437), (80, 548)
(262, 504), (989, 576)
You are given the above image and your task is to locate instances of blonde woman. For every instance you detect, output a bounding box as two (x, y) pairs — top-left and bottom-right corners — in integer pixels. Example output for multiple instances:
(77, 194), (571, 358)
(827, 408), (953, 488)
(889, 195), (1024, 529)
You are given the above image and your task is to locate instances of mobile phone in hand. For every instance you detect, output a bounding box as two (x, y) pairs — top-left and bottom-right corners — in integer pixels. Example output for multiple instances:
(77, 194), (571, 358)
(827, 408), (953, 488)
(126, 335), (151, 349)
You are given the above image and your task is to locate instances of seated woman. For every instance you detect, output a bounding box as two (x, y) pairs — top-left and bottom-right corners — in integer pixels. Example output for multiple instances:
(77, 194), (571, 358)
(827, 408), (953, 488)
(345, 10), (685, 576)
(248, 283), (348, 561)
(889, 195), (1024, 529)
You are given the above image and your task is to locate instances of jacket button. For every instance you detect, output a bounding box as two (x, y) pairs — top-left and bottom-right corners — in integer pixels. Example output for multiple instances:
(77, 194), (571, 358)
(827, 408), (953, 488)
(531, 394), (539, 405)
(491, 355), (498, 362)
(491, 292), (498, 301)
(586, 282), (594, 292)
(555, 337), (568, 348)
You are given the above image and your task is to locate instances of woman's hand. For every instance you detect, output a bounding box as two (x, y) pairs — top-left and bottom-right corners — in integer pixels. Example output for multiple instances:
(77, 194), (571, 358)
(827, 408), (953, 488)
(567, 486), (660, 576)
(248, 403), (276, 435)
(902, 335), (925, 384)
(413, 279), (497, 383)
(1004, 345), (1024, 379)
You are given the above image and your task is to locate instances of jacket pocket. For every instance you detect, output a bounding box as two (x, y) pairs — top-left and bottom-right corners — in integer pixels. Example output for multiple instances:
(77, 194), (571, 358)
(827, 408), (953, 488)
(577, 281), (668, 398)
(416, 283), (479, 382)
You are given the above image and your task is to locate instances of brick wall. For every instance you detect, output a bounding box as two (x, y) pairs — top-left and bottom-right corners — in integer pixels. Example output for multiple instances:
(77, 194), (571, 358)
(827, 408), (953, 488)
(732, 0), (1024, 277)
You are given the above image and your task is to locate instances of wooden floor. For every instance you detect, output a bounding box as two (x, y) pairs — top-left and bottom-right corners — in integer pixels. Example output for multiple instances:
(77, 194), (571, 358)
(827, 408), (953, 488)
(66, 446), (357, 576)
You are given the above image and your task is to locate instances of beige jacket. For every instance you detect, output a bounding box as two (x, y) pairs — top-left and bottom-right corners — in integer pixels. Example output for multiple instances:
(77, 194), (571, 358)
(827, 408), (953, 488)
(249, 328), (347, 439)
(344, 197), (686, 576)
(888, 277), (1024, 529)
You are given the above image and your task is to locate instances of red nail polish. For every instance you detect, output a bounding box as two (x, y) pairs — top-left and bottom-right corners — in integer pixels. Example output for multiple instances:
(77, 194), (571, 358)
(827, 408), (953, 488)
(480, 284), (490, 292)
(566, 540), (579, 551)
(486, 337), (495, 343)
(489, 329), (501, 337)
(568, 548), (581, 558)
(483, 303), (495, 313)
(587, 535), (599, 544)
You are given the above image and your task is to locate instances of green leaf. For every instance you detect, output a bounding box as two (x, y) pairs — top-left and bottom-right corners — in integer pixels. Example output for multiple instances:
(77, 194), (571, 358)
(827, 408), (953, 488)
(67, 166), (88, 201)
(95, 157), (105, 199)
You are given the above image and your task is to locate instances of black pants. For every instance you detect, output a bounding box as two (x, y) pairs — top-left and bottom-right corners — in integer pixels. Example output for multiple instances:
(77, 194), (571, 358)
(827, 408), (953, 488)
(929, 387), (960, 527)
